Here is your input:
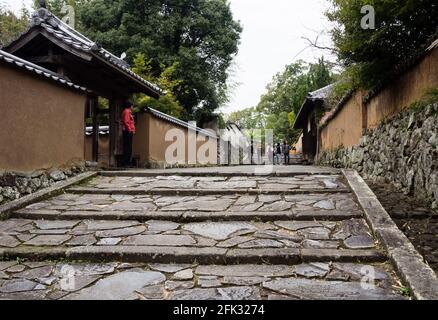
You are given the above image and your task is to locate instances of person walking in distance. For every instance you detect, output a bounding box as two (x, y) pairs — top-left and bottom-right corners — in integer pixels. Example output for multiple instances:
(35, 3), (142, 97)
(275, 143), (282, 165)
(283, 140), (290, 165)
(121, 100), (135, 167)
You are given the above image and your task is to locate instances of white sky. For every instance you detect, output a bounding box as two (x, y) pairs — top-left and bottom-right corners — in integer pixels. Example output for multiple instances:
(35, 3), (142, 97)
(225, 0), (335, 113)
(2, 0), (336, 114)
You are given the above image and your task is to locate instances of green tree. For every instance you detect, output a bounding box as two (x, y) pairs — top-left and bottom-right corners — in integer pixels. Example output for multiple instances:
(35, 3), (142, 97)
(257, 58), (334, 117)
(228, 58), (334, 142)
(131, 53), (184, 118)
(251, 58), (334, 142)
(76, 0), (242, 123)
(0, 4), (29, 47)
(327, 0), (438, 89)
(227, 107), (264, 130)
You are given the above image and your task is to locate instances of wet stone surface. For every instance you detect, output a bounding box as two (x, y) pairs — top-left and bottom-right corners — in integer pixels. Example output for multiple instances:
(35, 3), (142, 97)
(14, 192), (361, 215)
(0, 169), (411, 299)
(0, 218), (376, 250)
(78, 175), (348, 192)
(0, 261), (404, 300)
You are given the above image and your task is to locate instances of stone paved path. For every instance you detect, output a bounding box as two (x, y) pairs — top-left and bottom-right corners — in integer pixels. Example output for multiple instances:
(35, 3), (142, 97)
(0, 166), (408, 300)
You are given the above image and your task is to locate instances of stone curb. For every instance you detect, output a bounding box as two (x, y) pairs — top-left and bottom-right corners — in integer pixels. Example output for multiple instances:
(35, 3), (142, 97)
(67, 187), (351, 196)
(0, 246), (385, 265)
(13, 209), (363, 222)
(0, 172), (98, 220)
(342, 169), (438, 300)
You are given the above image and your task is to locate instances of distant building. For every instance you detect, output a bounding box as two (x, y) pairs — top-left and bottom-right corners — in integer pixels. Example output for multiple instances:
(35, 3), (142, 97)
(221, 122), (250, 165)
(293, 84), (334, 163)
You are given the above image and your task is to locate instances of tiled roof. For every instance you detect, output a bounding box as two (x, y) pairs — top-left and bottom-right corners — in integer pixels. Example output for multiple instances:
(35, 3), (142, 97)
(0, 49), (86, 92)
(308, 84), (335, 100)
(225, 122), (243, 134)
(4, 8), (162, 97)
(85, 126), (109, 136)
(293, 84), (335, 128)
(427, 39), (438, 51)
(146, 107), (219, 139)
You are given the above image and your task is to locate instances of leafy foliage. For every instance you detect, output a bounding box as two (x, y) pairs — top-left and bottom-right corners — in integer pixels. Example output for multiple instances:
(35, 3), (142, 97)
(326, 0), (438, 89)
(0, 4), (29, 47)
(76, 0), (242, 122)
(131, 53), (184, 118)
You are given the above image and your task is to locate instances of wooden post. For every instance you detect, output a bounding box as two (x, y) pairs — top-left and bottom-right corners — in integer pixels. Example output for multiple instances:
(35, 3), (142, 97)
(109, 99), (116, 168)
(109, 98), (124, 167)
(91, 95), (99, 163)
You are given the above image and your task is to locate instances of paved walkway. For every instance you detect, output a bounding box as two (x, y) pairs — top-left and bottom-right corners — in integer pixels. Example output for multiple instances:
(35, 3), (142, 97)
(0, 166), (408, 300)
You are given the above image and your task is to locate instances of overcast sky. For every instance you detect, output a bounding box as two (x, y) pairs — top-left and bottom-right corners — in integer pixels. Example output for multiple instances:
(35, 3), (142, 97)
(3, 0), (335, 114)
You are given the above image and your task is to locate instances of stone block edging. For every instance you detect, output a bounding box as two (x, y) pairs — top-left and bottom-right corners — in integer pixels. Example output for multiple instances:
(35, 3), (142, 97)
(0, 172), (98, 220)
(67, 187), (350, 196)
(99, 170), (340, 178)
(342, 169), (438, 300)
(0, 246), (385, 265)
(13, 209), (363, 223)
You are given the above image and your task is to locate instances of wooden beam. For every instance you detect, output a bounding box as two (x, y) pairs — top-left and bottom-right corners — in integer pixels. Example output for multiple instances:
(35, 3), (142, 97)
(39, 30), (93, 61)
(23, 54), (69, 64)
(90, 95), (99, 162)
(3, 28), (41, 54)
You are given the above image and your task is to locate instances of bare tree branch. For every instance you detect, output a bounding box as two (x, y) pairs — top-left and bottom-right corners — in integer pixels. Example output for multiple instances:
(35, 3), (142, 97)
(301, 36), (338, 54)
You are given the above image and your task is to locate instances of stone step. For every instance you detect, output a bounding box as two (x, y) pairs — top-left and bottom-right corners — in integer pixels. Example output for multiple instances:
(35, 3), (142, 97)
(67, 187), (351, 195)
(99, 167), (340, 177)
(0, 261), (404, 300)
(72, 173), (349, 195)
(0, 218), (382, 263)
(0, 246), (386, 264)
(13, 192), (361, 222)
(13, 209), (363, 222)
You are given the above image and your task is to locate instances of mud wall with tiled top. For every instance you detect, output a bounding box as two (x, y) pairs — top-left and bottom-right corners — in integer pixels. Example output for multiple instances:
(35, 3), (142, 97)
(318, 103), (438, 210)
(133, 113), (218, 168)
(0, 63), (87, 172)
(320, 46), (438, 153)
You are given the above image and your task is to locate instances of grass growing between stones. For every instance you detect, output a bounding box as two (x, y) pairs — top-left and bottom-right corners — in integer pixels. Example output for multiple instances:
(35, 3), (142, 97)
(409, 88), (438, 113)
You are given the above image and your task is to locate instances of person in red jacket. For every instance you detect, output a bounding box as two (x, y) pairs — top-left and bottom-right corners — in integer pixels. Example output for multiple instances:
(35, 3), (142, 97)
(121, 100), (135, 167)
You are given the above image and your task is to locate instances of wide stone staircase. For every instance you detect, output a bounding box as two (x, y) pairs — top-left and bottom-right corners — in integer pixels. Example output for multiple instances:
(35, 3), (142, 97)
(0, 166), (408, 300)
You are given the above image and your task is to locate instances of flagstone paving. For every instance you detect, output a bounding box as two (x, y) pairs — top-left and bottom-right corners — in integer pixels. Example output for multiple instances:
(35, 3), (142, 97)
(0, 166), (411, 300)
(0, 260), (402, 300)
(74, 174), (348, 192)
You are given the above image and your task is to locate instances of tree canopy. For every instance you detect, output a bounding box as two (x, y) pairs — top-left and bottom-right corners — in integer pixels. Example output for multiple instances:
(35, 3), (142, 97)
(131, 53), (185, 118)
(327, 0), (438, 89)
(0, 4), (29, 47)
(76, 0), (242, 123)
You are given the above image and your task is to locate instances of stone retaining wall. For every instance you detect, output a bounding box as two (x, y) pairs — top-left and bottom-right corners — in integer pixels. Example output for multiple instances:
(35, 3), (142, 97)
(318, 103), (438, 210)
(0, 164), (87, 205)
